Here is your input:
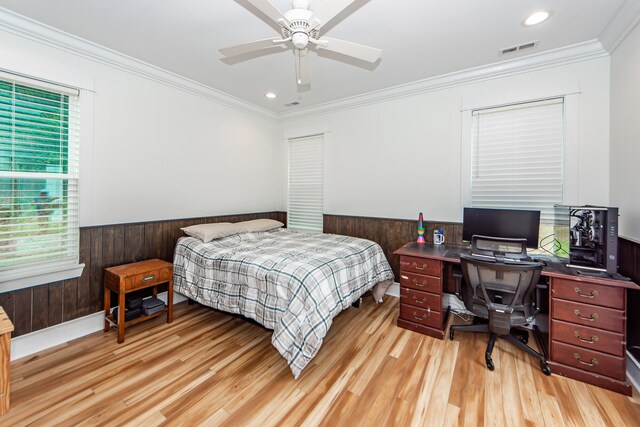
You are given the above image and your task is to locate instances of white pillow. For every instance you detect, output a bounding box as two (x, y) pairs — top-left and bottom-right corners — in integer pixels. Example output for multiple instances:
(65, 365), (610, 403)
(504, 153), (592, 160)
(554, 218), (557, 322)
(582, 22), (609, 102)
(237, 219), (284, 233)
(181, 222), (243, 242)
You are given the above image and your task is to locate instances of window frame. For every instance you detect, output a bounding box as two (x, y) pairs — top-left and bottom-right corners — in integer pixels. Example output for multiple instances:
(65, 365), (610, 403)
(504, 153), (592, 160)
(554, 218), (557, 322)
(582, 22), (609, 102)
(461, 93), (580, 214)
(0, 71), (85, 293)
(287, 134), (325, 233)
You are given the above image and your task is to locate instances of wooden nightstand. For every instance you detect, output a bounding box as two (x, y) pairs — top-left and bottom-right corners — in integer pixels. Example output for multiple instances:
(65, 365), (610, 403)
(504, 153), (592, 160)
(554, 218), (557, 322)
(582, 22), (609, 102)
(103, 259), (174, 343)
(0, 306), (14, 415)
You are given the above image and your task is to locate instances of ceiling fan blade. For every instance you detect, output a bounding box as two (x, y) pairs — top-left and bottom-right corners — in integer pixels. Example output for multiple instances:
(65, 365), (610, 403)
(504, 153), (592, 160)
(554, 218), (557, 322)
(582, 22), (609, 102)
(295, 49), (310, 86)
(243, 0), (290, 28)
(310, 0), (358, 29)
(317, 37), (382, 63)
(219, 38), (283, 57)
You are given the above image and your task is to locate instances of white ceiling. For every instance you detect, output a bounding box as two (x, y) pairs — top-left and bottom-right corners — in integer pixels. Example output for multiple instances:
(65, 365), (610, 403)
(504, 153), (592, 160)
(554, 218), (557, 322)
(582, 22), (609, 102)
(0, 0), (627, 113)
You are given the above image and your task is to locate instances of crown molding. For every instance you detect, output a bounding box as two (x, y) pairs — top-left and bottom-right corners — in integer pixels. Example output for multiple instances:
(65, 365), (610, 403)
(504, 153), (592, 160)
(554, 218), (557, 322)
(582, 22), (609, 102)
(599, 0), (640, 53)
(0, 6), (614, 124)
(0, 7), (277, 120)
(278, 40), (608, 121)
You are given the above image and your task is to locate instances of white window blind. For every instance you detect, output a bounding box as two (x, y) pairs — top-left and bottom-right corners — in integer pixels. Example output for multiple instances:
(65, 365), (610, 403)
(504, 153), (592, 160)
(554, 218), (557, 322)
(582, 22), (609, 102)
(0, 76), (80, 281)
(288, 134), (323, 232)
(471, 98), (564, 223)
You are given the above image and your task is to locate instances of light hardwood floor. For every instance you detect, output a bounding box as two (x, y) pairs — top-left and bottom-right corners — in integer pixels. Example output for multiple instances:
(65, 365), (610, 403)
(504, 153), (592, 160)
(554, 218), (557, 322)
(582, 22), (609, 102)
(4, 297), (640, 426)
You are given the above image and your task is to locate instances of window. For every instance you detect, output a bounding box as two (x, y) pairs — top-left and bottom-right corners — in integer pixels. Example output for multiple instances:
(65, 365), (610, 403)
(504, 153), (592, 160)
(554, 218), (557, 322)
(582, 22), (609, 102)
(468, 98), (564, 244)
(288, 134), (323, 232)
(0, 75), (81, 285)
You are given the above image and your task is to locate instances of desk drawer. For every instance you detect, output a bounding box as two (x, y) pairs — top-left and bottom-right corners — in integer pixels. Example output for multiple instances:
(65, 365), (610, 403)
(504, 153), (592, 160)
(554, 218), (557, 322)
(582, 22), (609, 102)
(400, 287), (441, 311)
(551, 341), (625, 381)
(400, 272), (441, 293)
(551, 278), (624, 309)
(400, 256), (441, 277)
(126, 267), (172, 292)
(399, 304), (441, 329)
(551, 319), (624, 357)
(551, 299), (624, 333)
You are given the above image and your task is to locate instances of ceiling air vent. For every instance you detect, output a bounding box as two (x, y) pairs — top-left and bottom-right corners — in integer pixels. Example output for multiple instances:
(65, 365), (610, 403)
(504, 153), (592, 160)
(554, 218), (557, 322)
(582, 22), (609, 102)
(500, 41), (538, 55)
(285, 101), (300, 107)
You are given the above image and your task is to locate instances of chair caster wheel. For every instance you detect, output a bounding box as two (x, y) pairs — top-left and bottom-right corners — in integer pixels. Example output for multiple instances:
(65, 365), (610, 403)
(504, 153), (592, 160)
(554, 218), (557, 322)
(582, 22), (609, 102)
(486, 357), (495, 371)
(449, 329), (455, 341)
(541, 362), (551, 376)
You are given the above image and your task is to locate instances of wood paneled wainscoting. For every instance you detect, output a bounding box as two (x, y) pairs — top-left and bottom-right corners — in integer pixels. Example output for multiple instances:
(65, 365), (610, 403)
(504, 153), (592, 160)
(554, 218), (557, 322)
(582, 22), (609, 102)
(0, 212), (286, 338)
(323, 214), (462, 279)
(619, 237), (640, 364)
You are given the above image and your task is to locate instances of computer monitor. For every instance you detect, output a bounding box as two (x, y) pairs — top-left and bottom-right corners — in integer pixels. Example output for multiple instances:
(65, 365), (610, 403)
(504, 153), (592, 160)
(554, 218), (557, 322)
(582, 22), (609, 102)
(462, 207), (541, 249)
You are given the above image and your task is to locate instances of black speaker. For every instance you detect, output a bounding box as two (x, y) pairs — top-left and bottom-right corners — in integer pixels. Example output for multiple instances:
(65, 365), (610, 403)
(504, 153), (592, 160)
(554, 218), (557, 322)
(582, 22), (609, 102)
(112, 307), (142, 323)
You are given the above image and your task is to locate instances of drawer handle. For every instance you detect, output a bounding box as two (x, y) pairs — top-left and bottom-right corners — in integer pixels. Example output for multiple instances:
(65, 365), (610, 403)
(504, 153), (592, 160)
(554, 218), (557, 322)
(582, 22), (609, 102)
(574, 310), (598, 322)
(574, 287), (599, 299)
(574, 331), (599, 344)
(143, 275), (156, 282)
(412, 311), (428, 321)
(412, 262), (427, 271)
(412, 295), (427, 304)
(412, 278), (426, 287)
(573, 353), (599, 367)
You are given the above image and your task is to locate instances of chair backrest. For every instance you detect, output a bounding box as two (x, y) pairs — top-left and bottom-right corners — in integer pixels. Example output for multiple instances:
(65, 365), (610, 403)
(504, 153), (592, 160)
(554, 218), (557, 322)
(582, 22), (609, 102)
(470, 235), (529, 260)
(460, 254), (544, 325)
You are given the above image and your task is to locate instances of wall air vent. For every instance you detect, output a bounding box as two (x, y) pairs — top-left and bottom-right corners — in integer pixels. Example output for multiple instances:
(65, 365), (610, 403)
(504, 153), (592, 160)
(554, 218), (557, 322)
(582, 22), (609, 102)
(285, 101), (300, 107)
(500, 41), (538, 55)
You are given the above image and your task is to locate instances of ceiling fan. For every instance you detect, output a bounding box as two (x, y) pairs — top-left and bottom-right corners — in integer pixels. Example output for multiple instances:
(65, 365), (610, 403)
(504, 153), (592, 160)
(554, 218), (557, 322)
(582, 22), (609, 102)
(219, 0), (382, 86)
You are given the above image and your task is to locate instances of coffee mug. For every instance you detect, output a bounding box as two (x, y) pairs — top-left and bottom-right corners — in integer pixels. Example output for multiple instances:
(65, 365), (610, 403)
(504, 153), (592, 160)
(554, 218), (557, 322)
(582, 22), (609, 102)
(433, 232), (445, 245)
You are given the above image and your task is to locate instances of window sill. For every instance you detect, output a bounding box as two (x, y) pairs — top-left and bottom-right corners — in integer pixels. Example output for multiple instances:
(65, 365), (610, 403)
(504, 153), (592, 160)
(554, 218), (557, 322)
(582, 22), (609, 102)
(0, 263), (85, 293)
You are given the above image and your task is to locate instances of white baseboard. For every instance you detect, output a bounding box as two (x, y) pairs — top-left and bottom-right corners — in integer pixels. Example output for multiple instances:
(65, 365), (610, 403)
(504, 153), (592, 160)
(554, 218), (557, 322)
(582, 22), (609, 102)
(443, 293), (467, 312)
(10, 291), (187, 361)
(627, 352), (640, 394)
(385, 282), (400, 298)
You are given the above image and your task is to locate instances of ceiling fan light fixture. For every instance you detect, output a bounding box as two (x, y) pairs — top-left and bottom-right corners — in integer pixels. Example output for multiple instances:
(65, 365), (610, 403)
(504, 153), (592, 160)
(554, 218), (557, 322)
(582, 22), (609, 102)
(292, 33), (309, 49)
(524, 10), (550, 26)
(265, 92), (278, 99)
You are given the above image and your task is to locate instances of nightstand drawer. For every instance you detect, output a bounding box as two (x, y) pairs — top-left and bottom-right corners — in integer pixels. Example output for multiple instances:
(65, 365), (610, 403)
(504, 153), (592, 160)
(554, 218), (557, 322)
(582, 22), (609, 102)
(400, 287), (441, 311)
(551, 319), (625, 357)
(400, 272), (441, 293)
(399, 304), (441, 329)
(551, 299), (625, 333)
(126, 267), (172, 291)
(400, 256), (441, 276)
(551, 341), (625, 381)
(552, 278), (624, 309)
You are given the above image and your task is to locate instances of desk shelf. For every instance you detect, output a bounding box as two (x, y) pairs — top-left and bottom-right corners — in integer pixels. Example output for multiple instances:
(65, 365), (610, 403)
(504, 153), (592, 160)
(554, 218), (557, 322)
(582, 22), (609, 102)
(105, 307), (169, 330)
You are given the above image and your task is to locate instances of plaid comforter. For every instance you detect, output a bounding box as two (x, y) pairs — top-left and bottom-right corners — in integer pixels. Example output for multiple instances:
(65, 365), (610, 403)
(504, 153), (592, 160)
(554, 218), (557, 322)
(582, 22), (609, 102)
(173, 228), (394, 378)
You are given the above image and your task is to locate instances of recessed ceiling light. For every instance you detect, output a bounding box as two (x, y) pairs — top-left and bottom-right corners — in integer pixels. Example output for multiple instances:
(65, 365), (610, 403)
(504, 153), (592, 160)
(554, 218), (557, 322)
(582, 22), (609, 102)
(524, 10), (550, 26)
(265, 92), (277, 99)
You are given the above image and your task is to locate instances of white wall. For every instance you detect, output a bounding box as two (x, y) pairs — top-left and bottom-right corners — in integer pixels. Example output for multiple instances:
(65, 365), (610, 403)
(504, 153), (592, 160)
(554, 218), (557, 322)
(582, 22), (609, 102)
(0, 24), (616, 231)
(0, 29), (283, 227)
(610, 22), (640, 241)
(282, 57), (611, 223)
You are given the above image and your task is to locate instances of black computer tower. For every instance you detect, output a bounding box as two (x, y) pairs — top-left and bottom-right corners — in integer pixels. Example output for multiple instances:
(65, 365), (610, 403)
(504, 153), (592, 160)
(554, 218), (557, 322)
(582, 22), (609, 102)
(563, 206), (619, 276)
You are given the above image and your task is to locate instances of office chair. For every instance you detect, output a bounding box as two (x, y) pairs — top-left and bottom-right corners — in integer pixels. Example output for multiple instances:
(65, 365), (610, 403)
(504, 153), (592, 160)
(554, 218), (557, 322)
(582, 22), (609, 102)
(449, 236), (551, 375)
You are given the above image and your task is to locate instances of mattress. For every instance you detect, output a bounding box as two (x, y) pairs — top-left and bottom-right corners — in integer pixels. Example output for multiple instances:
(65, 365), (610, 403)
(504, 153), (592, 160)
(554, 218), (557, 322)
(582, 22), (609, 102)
(173, 227), (394, 378)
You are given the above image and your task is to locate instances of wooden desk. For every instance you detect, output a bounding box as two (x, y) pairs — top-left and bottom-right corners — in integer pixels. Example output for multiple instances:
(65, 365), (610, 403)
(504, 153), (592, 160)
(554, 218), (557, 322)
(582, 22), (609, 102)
(0, 306), (14, 415)
(394, 242), (639, 395)
(103, 259), (174, 343)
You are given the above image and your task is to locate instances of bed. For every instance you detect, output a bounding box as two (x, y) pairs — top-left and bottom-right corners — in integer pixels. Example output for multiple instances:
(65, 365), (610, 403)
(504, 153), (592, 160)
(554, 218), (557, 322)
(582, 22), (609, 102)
(173, 226), (394, 378)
